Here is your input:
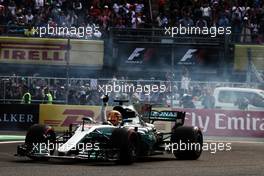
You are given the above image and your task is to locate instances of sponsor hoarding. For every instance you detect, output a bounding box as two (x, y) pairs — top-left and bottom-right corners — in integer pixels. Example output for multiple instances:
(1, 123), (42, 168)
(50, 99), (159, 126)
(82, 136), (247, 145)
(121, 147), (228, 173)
(39, 104), (101, 131)
(0, 104), (39, 130)
(70, 39), (104, 67)
(39, 104), (172, 132)
(234, 44), (264, 71)
(0, 37), (103, 67)
(38, 105), (264, 138)
(174, 108), (264, 138)
(116, 44), (219, 70)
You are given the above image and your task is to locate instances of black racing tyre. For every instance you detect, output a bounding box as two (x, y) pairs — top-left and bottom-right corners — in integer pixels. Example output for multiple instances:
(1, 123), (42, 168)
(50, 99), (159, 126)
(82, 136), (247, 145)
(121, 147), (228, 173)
(171, 126), (203, 160)
(25, 124), (56, 160)
(111, 128), (139, 165)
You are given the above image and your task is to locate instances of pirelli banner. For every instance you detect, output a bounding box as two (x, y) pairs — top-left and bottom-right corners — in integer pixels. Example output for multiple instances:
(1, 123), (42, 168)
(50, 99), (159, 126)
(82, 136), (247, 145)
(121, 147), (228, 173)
(234, 44), (264, 71)
(0, 37), (103, 67)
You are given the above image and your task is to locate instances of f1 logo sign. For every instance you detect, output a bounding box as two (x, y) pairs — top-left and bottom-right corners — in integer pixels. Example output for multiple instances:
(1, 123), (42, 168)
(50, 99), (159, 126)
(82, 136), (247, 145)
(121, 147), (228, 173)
(180, 49), (197, 62)
(128, 48), (145, 61)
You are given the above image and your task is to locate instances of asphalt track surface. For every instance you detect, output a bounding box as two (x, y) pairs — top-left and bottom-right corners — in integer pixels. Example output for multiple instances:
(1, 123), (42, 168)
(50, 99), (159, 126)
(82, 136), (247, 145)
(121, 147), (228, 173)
(0, 141), (263, 176)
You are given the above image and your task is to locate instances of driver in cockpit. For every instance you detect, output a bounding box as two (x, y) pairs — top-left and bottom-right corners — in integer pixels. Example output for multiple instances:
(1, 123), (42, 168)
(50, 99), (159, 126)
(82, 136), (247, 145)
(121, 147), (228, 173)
(107, 110), (122, 126)
(101, 95), (122, 126)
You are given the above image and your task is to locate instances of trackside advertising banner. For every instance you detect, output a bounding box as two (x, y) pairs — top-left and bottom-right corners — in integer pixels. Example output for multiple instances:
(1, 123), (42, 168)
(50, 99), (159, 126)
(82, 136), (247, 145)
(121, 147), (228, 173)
(173, 108), (264, 138)
(234, 44), (264, 71)
(0, 104), (39, 130)
(39, 105), (264, 138)
(2, 104), (263, 138)
(39, 105), (102, 131)
(39, 104), (172, 132)
(116, 44), (220, 70)
(0, 37), (104, 67)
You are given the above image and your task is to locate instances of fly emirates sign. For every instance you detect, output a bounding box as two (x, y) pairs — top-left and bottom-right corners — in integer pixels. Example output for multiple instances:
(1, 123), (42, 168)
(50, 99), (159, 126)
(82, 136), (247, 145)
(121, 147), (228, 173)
(174, 108), (264, 138)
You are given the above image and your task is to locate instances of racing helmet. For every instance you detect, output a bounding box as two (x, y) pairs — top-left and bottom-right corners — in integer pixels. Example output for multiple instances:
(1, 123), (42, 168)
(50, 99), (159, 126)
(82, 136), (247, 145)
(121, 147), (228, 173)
(107, 110), (122, 126)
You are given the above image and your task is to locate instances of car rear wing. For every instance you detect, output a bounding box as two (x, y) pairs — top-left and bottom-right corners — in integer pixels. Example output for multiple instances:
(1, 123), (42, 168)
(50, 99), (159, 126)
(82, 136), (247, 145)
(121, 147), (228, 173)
(149, 110), (185, 125)
(140, 104), (185, 126)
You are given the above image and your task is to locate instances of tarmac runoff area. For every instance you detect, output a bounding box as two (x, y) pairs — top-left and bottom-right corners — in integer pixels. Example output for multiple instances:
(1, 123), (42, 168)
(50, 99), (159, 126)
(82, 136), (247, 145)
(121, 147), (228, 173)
(0, 131), (263, 176)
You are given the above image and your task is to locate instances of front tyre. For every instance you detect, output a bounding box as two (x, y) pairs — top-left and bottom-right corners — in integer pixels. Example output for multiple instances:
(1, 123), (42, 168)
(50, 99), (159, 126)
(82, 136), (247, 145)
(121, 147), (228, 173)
(25, 124), (56, 160)
(111, 128), (138, 164)
(171, 126), (203, 160)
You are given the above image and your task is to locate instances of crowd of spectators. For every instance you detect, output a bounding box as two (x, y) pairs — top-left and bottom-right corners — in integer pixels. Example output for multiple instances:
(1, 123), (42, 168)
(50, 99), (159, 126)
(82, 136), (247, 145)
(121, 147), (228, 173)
(0, 0), (263, 42)
(0, 75), (166, 105)
(0, 1), (263, 107)
(0, 75), (261, 108)
(0, 0), (151, 38)
(156, 0), (264, 43)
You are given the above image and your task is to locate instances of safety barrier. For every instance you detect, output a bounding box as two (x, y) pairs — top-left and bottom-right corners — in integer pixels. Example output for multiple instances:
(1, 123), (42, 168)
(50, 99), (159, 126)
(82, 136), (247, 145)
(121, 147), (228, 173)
(0, 104), (39, 130)
(0, 104), (263, 138)
(174, 108), (264, 138)
(39, 105), (263, 138)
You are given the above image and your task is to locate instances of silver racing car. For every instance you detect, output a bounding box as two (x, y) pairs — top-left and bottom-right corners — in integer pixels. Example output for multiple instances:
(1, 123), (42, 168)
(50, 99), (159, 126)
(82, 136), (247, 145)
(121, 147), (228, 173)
(16, 95), (203, 164)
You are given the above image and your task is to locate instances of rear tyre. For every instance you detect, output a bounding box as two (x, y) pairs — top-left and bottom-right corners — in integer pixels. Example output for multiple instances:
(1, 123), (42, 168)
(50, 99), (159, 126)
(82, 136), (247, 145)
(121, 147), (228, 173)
(111, 128), (138, 164)
(171, 126), (203, 160)
(25, 124), (56, 160)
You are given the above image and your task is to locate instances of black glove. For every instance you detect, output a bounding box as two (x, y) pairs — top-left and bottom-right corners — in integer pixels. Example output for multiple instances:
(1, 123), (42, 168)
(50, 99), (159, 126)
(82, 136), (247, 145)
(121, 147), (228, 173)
(102, 94), (109, 103)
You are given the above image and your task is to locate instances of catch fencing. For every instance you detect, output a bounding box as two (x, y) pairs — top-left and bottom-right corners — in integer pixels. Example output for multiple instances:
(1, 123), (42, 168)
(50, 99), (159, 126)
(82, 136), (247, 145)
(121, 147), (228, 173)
(0, 76), (261, 107)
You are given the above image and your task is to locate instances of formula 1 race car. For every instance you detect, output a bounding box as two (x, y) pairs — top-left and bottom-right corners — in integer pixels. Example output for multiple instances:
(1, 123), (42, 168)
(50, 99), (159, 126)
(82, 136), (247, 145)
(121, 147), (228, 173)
(16, 96), (203, 164)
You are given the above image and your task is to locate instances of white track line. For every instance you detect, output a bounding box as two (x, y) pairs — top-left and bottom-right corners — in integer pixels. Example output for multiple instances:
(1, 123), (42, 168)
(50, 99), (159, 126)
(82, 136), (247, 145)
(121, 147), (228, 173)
(0, 141), (24, 144)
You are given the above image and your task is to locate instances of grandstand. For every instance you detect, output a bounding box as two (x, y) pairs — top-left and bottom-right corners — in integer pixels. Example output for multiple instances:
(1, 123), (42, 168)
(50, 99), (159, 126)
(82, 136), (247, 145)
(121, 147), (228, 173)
(0, 0), (263, 40)
(0, 0), (264, 105)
